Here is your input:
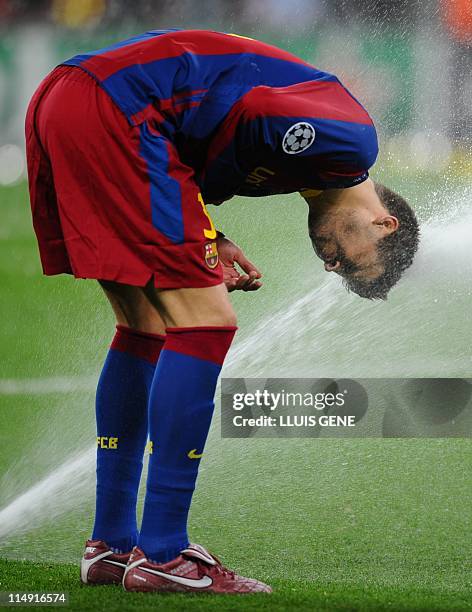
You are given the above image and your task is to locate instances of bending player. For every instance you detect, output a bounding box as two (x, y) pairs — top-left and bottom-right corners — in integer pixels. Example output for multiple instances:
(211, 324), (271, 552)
(25, 29), (419, 595)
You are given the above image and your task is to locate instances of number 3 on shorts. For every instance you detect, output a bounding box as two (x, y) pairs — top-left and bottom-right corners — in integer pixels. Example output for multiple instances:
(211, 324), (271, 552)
(198, 192), (217, 239)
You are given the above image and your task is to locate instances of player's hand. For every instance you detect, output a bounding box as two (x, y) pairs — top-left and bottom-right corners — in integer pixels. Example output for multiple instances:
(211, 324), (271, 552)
(217, 236), (262, 292)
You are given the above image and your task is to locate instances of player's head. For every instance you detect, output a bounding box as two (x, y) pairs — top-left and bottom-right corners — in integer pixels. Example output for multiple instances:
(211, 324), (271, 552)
(307, 179), (419, 299)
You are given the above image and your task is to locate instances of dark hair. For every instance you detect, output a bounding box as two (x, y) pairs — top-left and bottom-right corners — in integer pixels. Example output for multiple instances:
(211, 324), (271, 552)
(344, 183), (420, 300)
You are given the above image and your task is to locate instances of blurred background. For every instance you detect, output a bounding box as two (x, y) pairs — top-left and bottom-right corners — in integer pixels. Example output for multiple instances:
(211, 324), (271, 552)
(0, 0), (471, 185)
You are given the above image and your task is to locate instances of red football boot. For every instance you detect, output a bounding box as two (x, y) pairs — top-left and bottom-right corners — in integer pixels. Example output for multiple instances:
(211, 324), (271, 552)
(123, 543), (272, 594)
(81, 539), (131, 585)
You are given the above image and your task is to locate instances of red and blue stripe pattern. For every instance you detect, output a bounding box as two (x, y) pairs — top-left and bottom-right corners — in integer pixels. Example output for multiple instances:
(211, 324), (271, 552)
(62, 30), (329, 133)
(201, 78), (378, 199)
(62, 29), (378, 236)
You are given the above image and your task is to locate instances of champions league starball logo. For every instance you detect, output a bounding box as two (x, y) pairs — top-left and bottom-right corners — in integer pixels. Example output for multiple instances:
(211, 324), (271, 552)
(282, 122), (316, 155)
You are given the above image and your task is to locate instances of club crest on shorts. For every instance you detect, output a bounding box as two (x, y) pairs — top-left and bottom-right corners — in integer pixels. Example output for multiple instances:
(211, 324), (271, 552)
(282, 122), (316, 155)
(204, 241), (219, 269)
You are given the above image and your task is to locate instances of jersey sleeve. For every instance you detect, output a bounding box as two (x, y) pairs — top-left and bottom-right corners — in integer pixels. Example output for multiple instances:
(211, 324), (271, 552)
(201, 78), (378, 201)
(241, 79), (379, 190)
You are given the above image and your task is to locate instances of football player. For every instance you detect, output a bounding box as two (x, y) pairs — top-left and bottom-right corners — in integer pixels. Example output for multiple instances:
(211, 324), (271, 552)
(25, 29), (419, 595)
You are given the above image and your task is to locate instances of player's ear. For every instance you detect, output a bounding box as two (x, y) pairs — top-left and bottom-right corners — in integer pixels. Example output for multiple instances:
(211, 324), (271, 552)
(375, 215), (399, 235)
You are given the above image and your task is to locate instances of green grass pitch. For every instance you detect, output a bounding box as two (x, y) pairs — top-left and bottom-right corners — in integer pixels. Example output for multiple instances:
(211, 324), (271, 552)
(1, 558), (470, 611)
(1, 179), (471, 611)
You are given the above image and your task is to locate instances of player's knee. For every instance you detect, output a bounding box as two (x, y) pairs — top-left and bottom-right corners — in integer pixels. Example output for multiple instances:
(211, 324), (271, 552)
(188, 297), (237, 328)
(203, 290), (237, 327)
(100, 280), (166, 335)
(126, 316), (166, 335)
(149, 283), (238, 328)
(215, 303), (238, 327)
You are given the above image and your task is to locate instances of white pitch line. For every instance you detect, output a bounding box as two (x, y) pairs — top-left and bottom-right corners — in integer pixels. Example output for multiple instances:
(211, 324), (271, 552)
(0, 331), (255, 396)
(0, 375), (97, 395)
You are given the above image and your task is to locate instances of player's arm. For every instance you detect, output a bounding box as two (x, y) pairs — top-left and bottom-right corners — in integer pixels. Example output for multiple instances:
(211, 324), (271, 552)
(249, 81), (378, 196)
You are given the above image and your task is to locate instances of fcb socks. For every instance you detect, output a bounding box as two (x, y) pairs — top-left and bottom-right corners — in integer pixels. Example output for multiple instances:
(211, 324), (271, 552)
(92, 325), (165, 552)
(92, 324), (235, 560)
(138, 326), (236, 563)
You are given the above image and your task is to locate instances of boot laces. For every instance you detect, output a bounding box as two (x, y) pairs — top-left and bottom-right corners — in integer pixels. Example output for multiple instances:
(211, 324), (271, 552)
(191, 553), (235, 580)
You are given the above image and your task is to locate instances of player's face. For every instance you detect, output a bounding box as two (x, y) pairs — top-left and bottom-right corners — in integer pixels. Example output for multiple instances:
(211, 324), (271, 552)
(311, 212), (384, 283)
(308, 181), (397, 285)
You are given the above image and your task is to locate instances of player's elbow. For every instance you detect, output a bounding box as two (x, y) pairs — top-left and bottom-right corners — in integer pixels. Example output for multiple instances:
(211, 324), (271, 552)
(355, 124), (379, 171)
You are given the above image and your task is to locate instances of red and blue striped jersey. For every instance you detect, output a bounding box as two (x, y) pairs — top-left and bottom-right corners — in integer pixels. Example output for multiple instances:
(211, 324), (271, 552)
(63, 29), (378, 202)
